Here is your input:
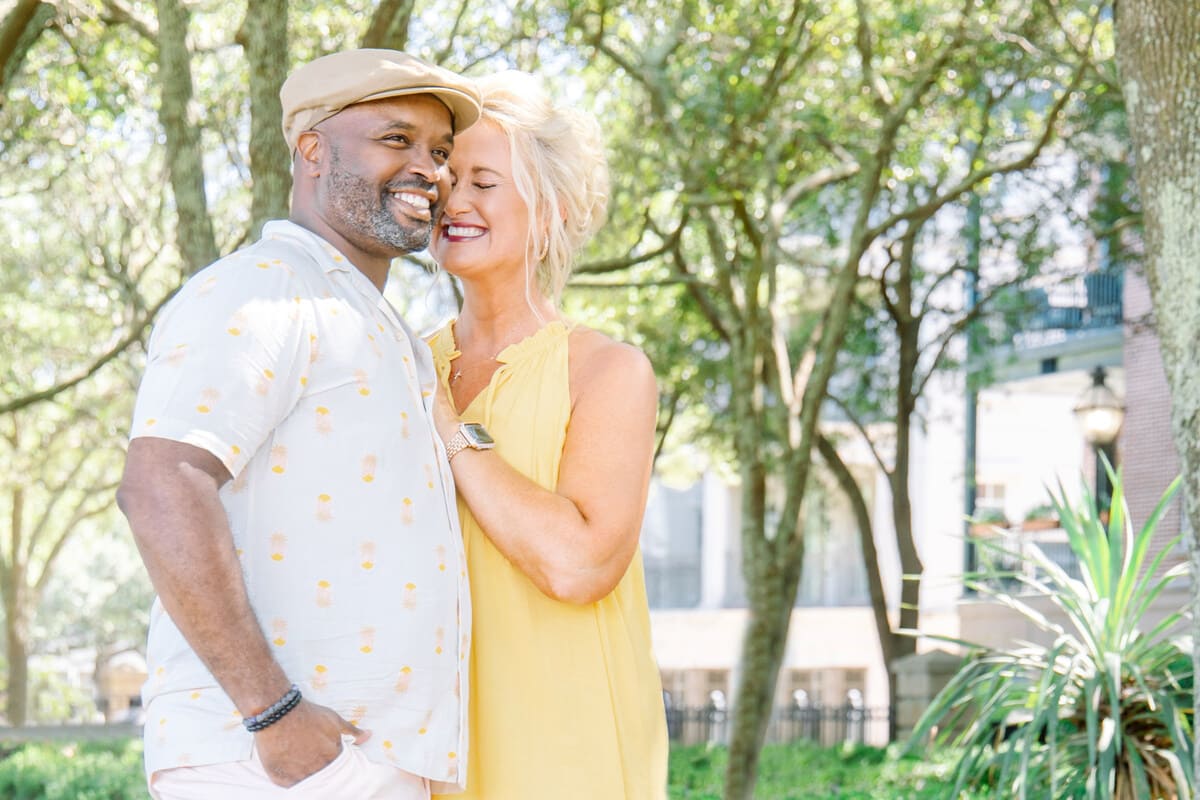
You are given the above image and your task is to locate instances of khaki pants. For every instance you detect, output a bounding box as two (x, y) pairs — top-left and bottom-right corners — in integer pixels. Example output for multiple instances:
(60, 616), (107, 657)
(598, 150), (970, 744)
(150, 741), (430, 799)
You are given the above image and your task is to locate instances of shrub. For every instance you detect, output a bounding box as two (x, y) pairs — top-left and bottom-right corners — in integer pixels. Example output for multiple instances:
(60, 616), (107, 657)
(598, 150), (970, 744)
(668, 741), (982, 799)
(0, 740), (150, 800)
(909, 474), (1194, 799)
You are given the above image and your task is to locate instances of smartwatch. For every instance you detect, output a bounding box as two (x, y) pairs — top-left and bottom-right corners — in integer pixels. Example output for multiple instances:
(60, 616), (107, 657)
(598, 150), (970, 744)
(445, 422), (495, 461)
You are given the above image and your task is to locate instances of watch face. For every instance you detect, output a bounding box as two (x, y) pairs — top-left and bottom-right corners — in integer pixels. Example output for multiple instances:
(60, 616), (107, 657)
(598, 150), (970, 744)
(462, 422), (495, 446)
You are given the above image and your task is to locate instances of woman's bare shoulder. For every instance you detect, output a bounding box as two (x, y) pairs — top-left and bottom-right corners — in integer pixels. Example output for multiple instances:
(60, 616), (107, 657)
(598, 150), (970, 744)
(569, 326), (653, 375)
(567, 326), (656, 401)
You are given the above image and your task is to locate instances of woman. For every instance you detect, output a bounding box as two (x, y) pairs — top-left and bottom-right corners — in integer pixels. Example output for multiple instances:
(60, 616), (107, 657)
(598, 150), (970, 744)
(427, 70), (668, 799)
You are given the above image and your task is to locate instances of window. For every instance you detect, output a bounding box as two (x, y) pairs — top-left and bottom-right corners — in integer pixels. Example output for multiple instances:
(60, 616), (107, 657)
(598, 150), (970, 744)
(796, 490), (870, 607)
(640, 482), (703, 608)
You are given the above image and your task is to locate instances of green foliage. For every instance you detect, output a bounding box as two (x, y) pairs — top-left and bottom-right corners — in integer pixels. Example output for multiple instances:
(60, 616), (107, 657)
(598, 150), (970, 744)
(0, 740), (149, 800)
(668, 741), (983, 799)
(0, 739), (973, 799)
(909, 475), (1194, 799)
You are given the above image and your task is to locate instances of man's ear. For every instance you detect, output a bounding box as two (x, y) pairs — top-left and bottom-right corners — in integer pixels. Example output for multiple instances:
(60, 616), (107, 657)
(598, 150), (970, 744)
(295, 130), (323, 177)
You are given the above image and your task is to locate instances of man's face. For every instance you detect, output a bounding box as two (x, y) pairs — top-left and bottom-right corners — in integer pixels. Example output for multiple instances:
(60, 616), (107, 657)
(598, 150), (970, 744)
(315, 94), (455, 256)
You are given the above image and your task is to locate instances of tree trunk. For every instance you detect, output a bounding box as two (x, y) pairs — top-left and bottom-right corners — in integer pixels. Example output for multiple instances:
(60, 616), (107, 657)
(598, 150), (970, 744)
(155, 0), (218, 272)
(3, 482), (28, 726)
(237, 0), (290, 239)
(0, 0), (53, 96)
(724, 564), (802, 800)
(1115, 0), (1200, 780)
(361, 0), (415, 50)
(4, 596), (29, 726)
(817, 434), (898, 739)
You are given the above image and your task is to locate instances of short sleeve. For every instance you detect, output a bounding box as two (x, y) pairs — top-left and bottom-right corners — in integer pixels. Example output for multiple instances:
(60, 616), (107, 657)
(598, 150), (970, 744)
(130, 254), (314, 476)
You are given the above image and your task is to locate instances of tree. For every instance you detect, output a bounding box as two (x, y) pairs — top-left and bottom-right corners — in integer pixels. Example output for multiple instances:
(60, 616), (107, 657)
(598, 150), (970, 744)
(819, 5), (1112, 726)
(1115, 0), (1200, 781)
(558, 1), (1106, 794)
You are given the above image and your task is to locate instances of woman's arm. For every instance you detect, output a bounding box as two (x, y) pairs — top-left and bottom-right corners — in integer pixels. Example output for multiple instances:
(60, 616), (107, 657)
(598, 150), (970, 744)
(436, 333), (657, 604)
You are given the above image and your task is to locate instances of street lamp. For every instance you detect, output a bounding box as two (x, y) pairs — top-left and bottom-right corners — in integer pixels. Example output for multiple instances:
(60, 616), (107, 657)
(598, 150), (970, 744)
(1073, 366), (1125, 512)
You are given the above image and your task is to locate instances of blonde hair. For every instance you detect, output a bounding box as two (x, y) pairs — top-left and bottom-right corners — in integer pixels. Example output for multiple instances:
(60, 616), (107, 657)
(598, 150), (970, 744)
(473, 71), (610, 306)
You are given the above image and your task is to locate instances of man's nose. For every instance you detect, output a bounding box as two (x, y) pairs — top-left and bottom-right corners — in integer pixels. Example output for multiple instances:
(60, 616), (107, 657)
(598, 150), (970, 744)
(407, 148), (439, 181)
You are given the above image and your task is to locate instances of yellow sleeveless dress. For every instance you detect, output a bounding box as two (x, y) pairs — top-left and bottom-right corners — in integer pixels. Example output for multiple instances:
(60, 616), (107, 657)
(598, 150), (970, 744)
(429, 320), (668, 800)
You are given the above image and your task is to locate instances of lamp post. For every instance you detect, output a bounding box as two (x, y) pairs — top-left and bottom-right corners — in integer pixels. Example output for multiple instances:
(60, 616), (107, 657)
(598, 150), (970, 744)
(1073, 366), (1125, 513)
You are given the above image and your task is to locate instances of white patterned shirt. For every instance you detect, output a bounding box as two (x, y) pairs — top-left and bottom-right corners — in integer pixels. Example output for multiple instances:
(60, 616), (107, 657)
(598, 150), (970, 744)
(129, 220), (470, 791)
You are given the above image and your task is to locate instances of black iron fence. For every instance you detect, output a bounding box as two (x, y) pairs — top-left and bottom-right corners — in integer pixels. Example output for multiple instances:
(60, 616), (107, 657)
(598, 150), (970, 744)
(665, 703), (890, 747)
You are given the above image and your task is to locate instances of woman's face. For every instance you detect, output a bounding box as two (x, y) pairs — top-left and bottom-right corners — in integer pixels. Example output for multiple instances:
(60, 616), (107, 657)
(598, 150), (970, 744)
(430, 120), (532, 281)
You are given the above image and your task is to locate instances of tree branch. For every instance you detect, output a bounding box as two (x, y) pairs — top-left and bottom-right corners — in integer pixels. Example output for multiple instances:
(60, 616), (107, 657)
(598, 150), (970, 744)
(0, 0), (53, 99)
(866, 52), (1091, 241)
(0, 288), (179, 416)
(360, 0), (416, 50)
(816, 433), (894, 668)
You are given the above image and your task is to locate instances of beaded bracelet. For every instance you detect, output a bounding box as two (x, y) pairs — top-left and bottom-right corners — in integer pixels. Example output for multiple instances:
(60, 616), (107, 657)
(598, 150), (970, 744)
(242, 684), (303, 733)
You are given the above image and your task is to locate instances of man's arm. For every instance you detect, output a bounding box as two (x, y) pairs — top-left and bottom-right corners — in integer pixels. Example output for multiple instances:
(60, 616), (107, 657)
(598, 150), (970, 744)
(118, 437), (365, 787)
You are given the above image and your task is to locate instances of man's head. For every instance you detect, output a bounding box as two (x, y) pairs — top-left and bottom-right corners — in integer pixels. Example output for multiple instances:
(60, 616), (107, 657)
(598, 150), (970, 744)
(281, 49), (480, 152)
(281, 50), (481, 273)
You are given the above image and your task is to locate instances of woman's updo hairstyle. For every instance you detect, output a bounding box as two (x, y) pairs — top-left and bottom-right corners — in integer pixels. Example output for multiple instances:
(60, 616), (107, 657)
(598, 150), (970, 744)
(473, 71), (610, 305)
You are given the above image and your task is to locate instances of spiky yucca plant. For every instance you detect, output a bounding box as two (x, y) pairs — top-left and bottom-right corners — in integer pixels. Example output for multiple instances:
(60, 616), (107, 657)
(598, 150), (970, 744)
(908, 473), (1194, 799)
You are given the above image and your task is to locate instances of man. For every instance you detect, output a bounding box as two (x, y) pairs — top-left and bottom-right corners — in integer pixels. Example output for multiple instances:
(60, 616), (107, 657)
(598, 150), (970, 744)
(117, 50), (480, 799)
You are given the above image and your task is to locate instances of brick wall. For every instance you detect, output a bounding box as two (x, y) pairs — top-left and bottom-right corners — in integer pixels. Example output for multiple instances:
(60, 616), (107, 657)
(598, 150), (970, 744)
(1120, 267), (1183, 555)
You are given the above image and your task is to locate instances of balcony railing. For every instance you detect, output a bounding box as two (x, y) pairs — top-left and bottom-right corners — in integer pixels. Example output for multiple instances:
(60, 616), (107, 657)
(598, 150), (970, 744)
(973, 526), (1082, 592)
(1000, 270), (1123, 351)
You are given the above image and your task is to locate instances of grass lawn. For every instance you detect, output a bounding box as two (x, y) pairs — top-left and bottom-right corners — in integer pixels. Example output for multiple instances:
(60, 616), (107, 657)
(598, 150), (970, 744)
(669, 741), (972, 799)
(0, 739), (969, 799)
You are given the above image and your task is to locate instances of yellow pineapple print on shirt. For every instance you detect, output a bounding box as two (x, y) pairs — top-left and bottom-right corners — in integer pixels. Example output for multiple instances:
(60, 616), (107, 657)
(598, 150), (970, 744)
(311, 664), (329, 691)
(400, 411), (410, 439)
(316, 493), (333, 521)
(270, 618), (287, 647)
(360, 541), (376, 570)
(359, 626), (375, 654)
(198, 275), (218, 295)
(316, 580), (332, 608)
(418, 709), (432, 736)
(226, 310), (249, 336)
(436, 545), (447, 573)
(166, 343), (188, 367)
(434, 626), (445, 655)
(315, 406), (332, 435)
(402, 583), (417, 610)
(269, 532), (286, 562)
(424, 464), (435, 489)
(196, 387), (220, 414)
(255, 368), (275, 396)
(354, 369), (371, 396)
(349, 705), (368, 726)
(269, 445), (287, 474)
(394, 666), (413, 694)
(401, 497), (414, 525)
(361, 454), (377, 483)
(308, 333), (320, 364)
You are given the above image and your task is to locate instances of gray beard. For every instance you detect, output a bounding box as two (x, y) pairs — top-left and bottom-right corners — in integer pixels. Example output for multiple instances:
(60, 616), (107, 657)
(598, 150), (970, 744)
(326, 150), (433, 254)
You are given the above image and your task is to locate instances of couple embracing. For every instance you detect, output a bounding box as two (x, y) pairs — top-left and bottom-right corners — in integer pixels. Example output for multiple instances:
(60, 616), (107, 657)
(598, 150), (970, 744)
(118, 48), (667, 800)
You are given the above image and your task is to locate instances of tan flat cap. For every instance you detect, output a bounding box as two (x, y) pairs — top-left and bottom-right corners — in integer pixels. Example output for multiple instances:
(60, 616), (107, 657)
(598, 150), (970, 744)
(280, 49), (481, 151)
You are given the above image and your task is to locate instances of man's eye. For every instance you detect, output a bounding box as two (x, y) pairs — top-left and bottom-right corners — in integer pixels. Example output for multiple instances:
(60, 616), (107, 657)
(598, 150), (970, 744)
(475, 183), (496, 190)
(433, 148), (451, 161)
(384, 134), (410, 144)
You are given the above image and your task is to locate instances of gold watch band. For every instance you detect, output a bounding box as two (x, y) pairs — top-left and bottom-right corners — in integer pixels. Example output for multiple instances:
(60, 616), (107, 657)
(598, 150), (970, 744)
(444, 430), (469, 461)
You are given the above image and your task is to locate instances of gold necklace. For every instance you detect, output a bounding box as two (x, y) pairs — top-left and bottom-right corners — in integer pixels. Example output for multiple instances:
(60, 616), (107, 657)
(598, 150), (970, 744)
(449, 353), (501, 385)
